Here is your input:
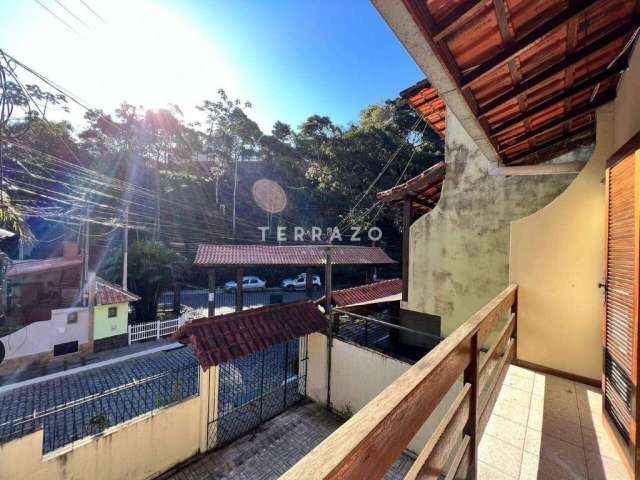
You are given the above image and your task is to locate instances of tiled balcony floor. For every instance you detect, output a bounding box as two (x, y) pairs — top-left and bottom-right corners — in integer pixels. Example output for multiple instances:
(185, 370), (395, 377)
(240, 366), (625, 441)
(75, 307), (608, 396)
(479, 365), (629, 480)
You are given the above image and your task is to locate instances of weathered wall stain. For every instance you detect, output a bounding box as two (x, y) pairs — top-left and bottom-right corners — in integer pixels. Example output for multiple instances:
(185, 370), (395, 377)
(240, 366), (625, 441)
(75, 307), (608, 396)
(408, 111), (593, 336)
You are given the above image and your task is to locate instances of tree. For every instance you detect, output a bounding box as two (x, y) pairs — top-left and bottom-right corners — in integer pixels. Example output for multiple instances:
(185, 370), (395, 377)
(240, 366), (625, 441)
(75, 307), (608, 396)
(101, 241), (179, 322)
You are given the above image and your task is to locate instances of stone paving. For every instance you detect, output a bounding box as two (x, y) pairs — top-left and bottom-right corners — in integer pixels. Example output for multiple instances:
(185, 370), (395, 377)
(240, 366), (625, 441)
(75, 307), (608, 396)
(161, 401), (415, 480)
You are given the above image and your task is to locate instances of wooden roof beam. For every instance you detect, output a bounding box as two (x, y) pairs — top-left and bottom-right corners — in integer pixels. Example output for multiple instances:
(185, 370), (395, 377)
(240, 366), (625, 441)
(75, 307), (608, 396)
(461, 0), (604, 89)
(478, 23), (636, 116)
(433, 0), (489, 42)
(490, 66), (625, 135)
(497, 92), (613, 153)
(504, 124), (594, 164)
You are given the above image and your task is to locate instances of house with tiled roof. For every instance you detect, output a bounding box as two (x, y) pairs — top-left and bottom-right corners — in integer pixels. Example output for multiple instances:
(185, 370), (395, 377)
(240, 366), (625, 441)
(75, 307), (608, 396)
(0, 243), (140, 371)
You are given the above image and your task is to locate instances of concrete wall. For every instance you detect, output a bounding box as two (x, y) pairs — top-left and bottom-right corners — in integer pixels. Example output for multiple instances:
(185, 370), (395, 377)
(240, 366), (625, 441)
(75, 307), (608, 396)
(94, 303), (128, 340)
(0, 396), (201, 480)
(407, 111), (588, 336)
(0, 307), (89, 361)
(510, 106), (613, 381)
(306, 332), (459, 455)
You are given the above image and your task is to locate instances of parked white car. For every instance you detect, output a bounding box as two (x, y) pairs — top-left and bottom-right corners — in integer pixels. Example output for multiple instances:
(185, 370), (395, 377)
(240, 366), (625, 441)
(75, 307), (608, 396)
(224, 276), (266, 292)
(281, 273), (321, 291)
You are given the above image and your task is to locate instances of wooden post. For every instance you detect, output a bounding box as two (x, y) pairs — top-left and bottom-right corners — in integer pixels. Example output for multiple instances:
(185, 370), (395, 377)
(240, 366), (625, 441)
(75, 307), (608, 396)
(324, 249), (332, 316)
(402, 199), (412, 302)
(324, 247), (333, 409)
(122, 205), (128, 291)
(305, 268), (313, 298)
(464, 332), (479, 479)
(208, 269), (216, 317)
(235, 268), (244, 312)
(173, 283), (181, 316)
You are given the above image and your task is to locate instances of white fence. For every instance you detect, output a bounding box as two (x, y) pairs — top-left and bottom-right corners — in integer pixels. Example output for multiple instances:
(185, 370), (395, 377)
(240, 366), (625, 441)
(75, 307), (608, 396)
(128, 317), (184, 344)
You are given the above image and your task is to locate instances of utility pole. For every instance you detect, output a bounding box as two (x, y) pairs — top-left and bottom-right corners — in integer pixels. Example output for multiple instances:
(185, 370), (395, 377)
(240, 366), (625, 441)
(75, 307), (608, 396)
(82, 197), (90, 306)
(232, 152), (239, 240)
(122, 206), (129, 291)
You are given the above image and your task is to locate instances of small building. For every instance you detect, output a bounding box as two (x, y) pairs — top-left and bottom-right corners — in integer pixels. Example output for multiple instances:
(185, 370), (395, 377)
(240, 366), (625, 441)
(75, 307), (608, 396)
(93, 278), (140, 352)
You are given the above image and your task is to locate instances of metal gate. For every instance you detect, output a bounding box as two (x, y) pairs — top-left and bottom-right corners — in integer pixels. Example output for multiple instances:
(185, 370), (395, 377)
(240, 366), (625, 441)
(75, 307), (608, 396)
(207, 336), (308, 449)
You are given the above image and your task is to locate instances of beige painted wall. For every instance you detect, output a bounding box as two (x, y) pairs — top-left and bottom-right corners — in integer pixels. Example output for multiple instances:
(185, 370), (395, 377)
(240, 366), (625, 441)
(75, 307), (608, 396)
(510, 105), (613, 381)
(0, 396), (201, 480)
(407, 111), (587, 336)
(306, 333), (459, 455)
(510, 44), (640, 382)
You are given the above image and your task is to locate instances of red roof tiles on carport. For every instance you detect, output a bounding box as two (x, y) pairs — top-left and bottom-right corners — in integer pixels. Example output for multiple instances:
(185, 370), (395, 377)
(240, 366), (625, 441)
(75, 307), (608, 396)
(330, 278), (403, 307)
(193, 245), (396, 267)
(171, 299), (329, 369)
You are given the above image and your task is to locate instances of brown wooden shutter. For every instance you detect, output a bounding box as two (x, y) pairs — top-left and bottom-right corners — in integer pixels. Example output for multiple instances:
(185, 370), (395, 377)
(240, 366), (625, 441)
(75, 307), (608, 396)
(604, 153), (637, 444)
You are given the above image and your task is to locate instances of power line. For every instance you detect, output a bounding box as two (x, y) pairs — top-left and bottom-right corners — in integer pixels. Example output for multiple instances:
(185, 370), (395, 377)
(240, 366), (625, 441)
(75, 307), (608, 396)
(53, 0), (90, 28)
(78, 0), (106, 23)
(33, 0), (81, 35)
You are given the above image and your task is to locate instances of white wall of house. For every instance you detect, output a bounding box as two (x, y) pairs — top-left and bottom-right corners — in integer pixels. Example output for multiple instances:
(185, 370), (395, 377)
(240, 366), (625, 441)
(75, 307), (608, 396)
(0, 307), (89, 362)
(306, 332), (460, 455)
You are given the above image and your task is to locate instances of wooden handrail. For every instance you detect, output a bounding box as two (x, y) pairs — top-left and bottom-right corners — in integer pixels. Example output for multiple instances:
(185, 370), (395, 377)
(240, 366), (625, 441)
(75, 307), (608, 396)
(281, 284), (518, 480)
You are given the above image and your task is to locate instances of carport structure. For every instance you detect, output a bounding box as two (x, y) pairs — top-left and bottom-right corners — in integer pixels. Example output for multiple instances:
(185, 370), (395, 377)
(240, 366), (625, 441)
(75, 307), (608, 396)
(193, 244), (397, 316)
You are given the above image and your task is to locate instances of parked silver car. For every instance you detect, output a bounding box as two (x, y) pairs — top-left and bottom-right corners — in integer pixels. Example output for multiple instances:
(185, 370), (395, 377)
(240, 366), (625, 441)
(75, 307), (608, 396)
(281, 273), (321, 291)
(224, 276), (266, 292)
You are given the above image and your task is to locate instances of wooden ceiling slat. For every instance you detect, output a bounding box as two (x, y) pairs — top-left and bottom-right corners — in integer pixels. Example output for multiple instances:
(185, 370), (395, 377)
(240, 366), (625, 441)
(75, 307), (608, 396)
(460, 0), (602, 88)
(433, 0), (489, 42)
(490, 67), (625, 134)
(477, 24), (634, 115)
(400, 0), (638, 165)
(506, 124), (594, 163)
(497, 100), (601, 153)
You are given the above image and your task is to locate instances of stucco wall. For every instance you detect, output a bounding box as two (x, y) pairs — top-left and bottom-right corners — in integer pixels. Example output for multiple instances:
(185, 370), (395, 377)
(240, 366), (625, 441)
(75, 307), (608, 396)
(94, 303), (128, 340)
(408, 111), (588, 336)
(0, 396), (201, 480)
(0, 307), (89, 361)
(510, 105), (613, 381)
(306, 333), (459, 455)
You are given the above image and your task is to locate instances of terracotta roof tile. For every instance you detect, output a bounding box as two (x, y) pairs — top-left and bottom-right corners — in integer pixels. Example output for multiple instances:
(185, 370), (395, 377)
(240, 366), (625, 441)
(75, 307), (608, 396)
(321, 278), (403, 307)
(95, 277), (140, 305)
(193, 245), (396, 267)
(376, 162), (445, 215)
(172, 299), (328, 369)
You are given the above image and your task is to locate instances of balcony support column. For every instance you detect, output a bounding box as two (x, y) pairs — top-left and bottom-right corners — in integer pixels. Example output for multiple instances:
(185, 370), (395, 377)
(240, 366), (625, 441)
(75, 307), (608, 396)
(402, 198), (413, 302)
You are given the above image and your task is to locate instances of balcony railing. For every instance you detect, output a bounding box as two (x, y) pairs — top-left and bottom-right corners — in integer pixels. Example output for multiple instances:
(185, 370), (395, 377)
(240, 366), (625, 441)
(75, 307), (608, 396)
(282, 284), (518, 480)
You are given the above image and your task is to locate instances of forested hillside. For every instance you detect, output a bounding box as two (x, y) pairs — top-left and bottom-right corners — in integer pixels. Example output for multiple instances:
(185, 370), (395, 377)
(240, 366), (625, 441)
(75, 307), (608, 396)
(1, 86), (443, 285)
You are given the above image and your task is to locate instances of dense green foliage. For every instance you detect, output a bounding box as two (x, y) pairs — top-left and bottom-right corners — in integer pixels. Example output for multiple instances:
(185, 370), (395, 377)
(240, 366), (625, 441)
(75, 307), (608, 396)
(102, 240), (179, 322)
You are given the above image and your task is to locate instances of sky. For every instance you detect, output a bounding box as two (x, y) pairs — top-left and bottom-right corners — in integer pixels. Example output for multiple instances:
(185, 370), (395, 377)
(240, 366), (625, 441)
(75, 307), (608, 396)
(0, 0), (424, 133)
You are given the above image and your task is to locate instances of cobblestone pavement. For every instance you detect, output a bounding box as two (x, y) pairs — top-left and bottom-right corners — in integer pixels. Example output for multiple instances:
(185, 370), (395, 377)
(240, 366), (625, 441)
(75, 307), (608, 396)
(0, 346), (198, 452)
(161, 401), (415, 480)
